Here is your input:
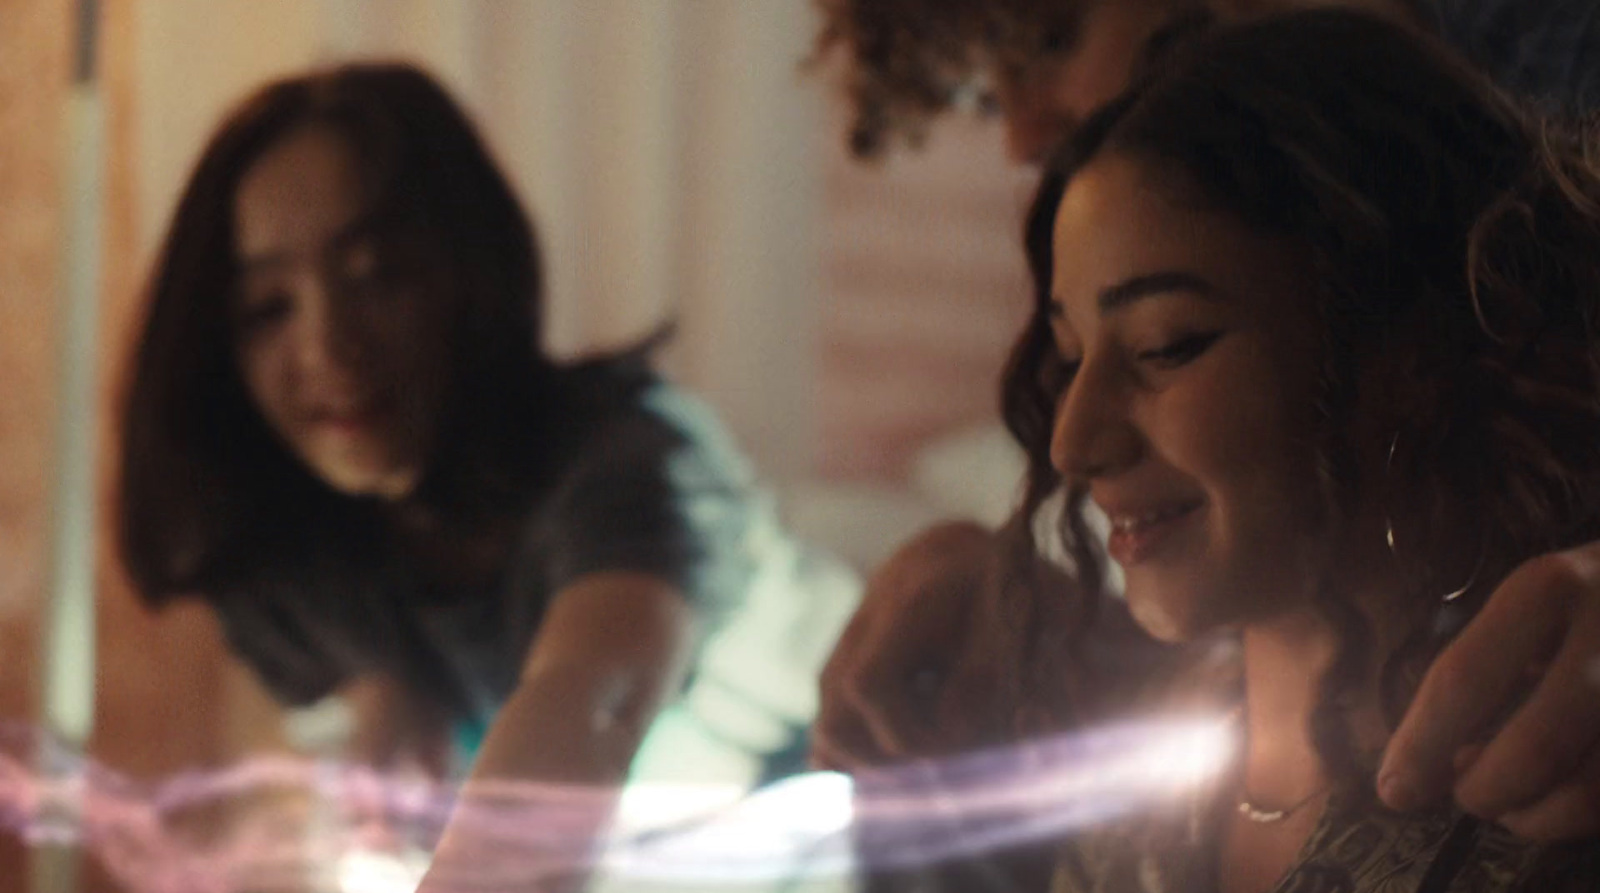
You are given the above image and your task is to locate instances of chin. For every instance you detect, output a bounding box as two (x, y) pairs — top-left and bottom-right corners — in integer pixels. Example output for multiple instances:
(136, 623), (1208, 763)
(317, 461), (420, 501)
(1124, 579), (1223, 644)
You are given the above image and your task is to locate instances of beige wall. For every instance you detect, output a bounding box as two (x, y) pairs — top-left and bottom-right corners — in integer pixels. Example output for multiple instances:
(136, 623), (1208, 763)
(817, 110), (1035, 481)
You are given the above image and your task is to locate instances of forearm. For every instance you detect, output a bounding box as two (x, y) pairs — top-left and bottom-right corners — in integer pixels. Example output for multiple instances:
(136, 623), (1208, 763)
(468, 663), (661, 787)
(420, 573), (695, 893)
(419, 674), (657, 893)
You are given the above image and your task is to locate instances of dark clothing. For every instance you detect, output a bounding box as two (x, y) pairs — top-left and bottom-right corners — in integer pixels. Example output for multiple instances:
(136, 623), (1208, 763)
(1056, 782), (1600, 893)
(1429, 0), (1600, 113)
(211, 380), (766, 729)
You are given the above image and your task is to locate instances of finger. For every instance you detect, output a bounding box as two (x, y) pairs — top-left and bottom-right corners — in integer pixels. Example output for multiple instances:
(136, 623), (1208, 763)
(821, 523), (998, 761)
(814, 666), (896, 770)
(814, 599), (898, 764)
(809, 723), (881, 772)
(816, 602), (872, 699)
(840, 659), (936, 759)
(1380, 557), (1576, 810)
(1492, 746), (1600, 841)
(1453, 743), (1486, 776)
(935, 610), (1023, 749)
(845, 596), (992, 756)
(812, 687), (900, 770)
(937, 661), (1010, 750)
(1453, 613), (1600, 818)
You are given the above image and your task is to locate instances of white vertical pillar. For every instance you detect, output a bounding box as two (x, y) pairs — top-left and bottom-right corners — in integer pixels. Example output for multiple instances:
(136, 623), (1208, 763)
(36, 4), (104, 891)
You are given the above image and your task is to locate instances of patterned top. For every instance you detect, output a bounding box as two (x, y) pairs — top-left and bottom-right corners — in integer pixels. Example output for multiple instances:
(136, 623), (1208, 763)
(1048, 643), (1600, 893)
(1054, 780), (1600, 893)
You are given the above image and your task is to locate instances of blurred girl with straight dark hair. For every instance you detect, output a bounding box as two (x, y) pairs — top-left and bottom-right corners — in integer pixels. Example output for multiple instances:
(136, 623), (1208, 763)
(119, 61), (844, 883)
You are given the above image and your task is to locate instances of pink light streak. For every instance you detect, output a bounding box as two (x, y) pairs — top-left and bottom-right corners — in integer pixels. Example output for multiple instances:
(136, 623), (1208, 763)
(0, 714), (1232, 892)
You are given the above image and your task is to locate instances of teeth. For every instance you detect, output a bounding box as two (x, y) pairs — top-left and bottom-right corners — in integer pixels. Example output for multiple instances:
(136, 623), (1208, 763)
(1110, 505), (1193, 534)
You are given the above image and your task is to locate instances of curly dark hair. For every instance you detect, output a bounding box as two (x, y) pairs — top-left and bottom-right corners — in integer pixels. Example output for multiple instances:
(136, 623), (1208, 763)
(812, 0), (1097, 157)
(812, 0), (1436, 159)
(998, 10), (1600, 776)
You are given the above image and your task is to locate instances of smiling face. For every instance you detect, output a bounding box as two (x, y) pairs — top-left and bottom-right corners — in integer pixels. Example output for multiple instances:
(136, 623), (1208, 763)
(231, 125), (450, 500)
(1045, 155), (1331, 641)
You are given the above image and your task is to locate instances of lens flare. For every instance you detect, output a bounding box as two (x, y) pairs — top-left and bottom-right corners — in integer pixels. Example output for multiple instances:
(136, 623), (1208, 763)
(0, 714), (1233, 892)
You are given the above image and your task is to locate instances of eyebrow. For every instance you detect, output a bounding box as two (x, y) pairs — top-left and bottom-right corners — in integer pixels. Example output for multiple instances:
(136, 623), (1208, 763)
(1048, 270), (1219, 318)
(1098, 271), (1217, 311)
(237, 212), (383, 277)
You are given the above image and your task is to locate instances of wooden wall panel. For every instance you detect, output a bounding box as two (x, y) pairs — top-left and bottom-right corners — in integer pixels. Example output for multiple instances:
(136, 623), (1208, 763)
(0, 0), (71, 888)
(2, 2), (249, 889)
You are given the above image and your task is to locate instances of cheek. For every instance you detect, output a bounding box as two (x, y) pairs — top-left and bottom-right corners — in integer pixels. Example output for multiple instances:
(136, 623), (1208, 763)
(368, 295), (452, 440)
(235, 340), (293, 431)
(1157, 354), (1326, 537)
(1188, 369), (1328, 595)
(370, 291), (447, 371)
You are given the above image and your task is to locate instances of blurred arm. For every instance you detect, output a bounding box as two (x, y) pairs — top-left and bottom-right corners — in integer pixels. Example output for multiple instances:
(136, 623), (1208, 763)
(419, 571), (696, 893)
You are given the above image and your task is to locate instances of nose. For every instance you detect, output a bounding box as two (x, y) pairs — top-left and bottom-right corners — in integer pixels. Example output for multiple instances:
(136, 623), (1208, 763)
(294, 277), (366, 382)
(1048, 355), (1141, 481)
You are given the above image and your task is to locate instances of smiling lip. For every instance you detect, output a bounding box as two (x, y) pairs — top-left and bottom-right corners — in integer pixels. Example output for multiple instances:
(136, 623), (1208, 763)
(311, 403), (389, 434)
(1102, 500), (1204, 566)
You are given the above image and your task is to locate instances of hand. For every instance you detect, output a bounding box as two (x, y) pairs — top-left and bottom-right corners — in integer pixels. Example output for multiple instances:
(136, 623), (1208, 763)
(1380, 544), (1600, 839)
(811, 522), (1014, 770)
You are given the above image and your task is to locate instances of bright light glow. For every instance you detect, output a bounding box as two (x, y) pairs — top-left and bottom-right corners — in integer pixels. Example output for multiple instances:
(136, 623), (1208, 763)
(0, 715), (1234, 892)
(611, 780), (748, 832)
(598, 770), (857, 883)
(336, 848), (429, 893)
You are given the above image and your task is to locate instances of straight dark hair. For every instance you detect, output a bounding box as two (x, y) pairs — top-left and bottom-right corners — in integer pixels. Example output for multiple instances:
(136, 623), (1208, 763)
(999, 10), (1600, 775)
(120, 62), (657, 605)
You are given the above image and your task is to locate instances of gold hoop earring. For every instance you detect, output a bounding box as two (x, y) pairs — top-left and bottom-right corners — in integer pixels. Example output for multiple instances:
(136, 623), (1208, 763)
(1384, 432), (1400, 556)
(1384, 430), (1480, 604)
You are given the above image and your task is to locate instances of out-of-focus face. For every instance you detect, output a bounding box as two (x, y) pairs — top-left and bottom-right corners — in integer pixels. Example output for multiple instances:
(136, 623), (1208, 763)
(231, 125), (450, 500)
(1045, 155), (1329, 641)
(990, 0), (1184, 165)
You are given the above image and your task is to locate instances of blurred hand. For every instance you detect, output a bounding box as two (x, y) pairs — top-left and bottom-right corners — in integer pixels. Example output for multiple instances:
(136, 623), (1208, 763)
(1380, 543), (1600, 839)
(811, 521), (1015, 770)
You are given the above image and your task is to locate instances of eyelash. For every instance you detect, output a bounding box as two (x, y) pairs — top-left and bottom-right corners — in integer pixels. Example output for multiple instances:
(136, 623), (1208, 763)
(1040, 352), (1080, 399)
(1045, 330), (1221, 394)
(235, 294), (291, 335)
(1136, 331), (1222, 369)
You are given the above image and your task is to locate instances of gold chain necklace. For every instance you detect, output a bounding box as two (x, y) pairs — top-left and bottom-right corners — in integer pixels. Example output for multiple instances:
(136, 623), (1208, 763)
(1236, 784), (1331, 824)
(1228, 706), (1332, 824)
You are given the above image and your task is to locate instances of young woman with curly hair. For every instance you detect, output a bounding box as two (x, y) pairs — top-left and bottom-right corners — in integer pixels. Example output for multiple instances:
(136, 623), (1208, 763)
(813, 0), (1600, 849)
(990, 9), (1600, 891)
